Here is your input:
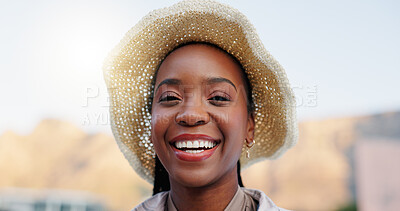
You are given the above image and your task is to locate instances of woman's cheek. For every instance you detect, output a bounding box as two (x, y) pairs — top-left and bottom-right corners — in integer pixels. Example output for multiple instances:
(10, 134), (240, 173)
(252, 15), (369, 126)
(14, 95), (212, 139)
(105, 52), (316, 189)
(222, 108), (248, 149)
(151, 108), (173, 151)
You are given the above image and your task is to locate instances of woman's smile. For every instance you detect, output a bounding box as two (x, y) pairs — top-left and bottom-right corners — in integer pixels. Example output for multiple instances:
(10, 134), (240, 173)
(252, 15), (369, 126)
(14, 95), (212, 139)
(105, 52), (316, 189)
(169, 133), (221, 161)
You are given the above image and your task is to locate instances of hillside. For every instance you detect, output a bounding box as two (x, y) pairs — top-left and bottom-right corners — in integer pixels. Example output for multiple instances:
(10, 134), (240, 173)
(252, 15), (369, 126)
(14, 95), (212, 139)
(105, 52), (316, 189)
(0, 119), (151, 211)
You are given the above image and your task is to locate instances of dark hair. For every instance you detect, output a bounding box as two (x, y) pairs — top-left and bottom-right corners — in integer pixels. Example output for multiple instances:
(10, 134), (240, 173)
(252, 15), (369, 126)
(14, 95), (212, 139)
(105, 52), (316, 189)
(149, 42), (253, 195)
(153, 156), (244, 195)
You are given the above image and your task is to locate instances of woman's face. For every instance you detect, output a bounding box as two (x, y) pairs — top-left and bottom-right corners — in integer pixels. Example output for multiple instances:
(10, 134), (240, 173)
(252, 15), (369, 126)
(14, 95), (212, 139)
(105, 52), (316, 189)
(151, 44), (254, 188)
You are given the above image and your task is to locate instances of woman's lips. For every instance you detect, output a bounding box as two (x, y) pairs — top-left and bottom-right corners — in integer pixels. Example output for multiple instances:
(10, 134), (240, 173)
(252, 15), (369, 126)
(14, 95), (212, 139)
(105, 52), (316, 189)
(170, 134), (220, 162)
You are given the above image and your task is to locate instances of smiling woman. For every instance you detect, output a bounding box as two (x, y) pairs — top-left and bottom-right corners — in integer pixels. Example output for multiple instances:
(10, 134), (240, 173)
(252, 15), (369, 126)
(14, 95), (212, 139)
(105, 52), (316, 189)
(103, 0), (297, 210)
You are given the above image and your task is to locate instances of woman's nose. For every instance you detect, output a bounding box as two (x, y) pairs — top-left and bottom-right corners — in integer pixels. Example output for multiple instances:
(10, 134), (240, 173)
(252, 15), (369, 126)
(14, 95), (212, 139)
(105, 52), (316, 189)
(175, 102), (210, 126)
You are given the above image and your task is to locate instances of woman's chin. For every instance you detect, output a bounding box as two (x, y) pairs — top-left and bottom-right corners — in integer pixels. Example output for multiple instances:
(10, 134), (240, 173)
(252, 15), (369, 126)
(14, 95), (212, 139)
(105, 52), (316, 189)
(170, 170), (218, 188)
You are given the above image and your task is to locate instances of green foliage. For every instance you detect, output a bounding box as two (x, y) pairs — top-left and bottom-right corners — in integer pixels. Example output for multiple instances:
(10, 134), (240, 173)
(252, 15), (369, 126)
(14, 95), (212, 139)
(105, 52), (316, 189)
(336, 201), (357, 211)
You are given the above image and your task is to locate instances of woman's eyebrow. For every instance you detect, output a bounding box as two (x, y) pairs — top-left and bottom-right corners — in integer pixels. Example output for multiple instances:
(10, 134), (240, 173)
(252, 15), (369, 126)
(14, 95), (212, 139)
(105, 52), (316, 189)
(155, 77), (237, 93)
(206, 77), (237, 91)
(155, 78), (181, 93)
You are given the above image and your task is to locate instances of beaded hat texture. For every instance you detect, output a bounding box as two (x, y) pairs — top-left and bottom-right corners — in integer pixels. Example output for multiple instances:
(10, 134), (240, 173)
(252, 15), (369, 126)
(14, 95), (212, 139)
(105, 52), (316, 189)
(103, 0), (298, 183)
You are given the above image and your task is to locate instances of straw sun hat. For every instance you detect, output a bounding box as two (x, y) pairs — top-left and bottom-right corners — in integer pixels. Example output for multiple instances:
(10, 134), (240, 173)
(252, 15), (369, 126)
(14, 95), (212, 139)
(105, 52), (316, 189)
(103, 0), (298, 183)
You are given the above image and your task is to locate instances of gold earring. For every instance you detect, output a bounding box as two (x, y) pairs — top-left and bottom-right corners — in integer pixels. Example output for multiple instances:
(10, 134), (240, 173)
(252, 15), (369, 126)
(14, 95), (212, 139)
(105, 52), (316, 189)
(246, 139), (255, 158)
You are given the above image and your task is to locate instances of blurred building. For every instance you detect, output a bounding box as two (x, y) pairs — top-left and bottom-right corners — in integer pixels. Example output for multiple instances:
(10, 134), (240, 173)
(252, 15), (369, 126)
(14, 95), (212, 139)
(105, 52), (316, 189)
(355, 139), (400, 211)
(0, 188), (105, 211)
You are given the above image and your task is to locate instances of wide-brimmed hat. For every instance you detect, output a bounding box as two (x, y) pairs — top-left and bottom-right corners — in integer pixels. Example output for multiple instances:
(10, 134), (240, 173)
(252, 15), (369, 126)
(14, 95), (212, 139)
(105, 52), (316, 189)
(103, 0), (298, 183)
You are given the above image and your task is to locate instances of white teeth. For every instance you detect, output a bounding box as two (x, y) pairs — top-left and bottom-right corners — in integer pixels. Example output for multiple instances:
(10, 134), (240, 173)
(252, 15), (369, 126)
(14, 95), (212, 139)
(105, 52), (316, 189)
(174, 140), (217, 150)
(186, 150), (204, 153)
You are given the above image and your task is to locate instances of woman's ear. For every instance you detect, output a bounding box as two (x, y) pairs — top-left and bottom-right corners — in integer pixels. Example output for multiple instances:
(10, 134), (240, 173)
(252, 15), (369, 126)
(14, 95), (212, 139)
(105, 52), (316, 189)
(246, 113), (255, 144)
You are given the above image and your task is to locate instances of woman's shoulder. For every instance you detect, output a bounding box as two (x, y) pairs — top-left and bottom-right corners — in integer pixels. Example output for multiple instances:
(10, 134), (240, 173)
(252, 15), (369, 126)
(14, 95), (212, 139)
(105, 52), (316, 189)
(241, 187), (292, 211)
(131, 191), (169, 211)
(131, 189), (292, 211)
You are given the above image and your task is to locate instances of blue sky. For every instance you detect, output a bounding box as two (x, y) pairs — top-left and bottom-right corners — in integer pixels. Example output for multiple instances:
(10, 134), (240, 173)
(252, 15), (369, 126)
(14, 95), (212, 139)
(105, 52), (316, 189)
(1, 0), (399, 134)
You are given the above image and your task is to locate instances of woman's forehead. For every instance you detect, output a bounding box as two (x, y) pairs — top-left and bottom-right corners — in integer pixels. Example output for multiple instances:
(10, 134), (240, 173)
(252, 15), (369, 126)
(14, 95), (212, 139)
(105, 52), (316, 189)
(155, 43), (245, 86)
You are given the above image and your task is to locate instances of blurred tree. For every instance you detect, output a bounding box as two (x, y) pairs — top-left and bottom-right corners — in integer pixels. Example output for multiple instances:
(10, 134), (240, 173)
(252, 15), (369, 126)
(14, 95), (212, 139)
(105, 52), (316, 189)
(336, 201), (357, 211)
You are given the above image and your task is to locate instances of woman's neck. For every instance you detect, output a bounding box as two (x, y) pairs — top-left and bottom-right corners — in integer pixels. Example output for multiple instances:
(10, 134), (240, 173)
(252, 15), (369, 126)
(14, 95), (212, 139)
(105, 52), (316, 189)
(169, 166), (239, 211)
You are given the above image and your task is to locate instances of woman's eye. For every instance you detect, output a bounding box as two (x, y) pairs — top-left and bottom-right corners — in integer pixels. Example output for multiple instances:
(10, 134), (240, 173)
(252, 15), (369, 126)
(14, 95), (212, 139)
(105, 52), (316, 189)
(158, 92), (181, 105)
(208, 93), (231, 106)
(209, 96), (229, 101)
(159, 95), (180, 102)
